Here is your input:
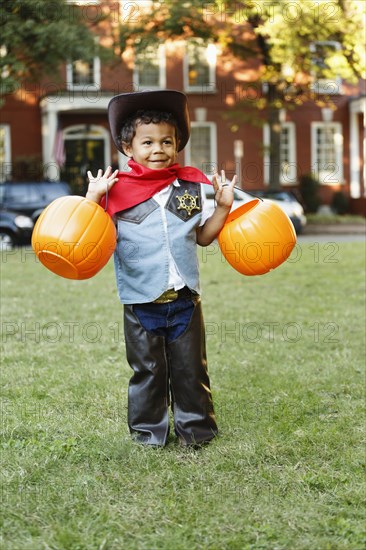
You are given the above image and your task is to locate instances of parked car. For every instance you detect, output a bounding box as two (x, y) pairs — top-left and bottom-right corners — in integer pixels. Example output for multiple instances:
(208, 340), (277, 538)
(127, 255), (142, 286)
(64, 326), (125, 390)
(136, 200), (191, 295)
(0, 181), (71, 222)
(201, 183), (251, 213)
(0, 209), (34, 250)
(202, 183), (306, 234)
(249, 190), (307, 234)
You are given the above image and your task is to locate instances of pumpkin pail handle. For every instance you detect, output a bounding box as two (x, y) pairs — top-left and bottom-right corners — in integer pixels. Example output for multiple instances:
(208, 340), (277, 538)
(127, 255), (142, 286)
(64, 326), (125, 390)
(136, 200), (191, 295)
(240, 187), (264, 202)
(214, 184), (264, 207)
(104, 183), (109, 212)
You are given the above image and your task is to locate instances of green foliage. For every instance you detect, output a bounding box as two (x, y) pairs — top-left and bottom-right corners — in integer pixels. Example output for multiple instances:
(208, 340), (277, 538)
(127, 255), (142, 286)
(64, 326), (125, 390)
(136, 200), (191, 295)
(119, 0), (215, 52)
(299, 173), (322, 213)
(0, 0), (104, 97)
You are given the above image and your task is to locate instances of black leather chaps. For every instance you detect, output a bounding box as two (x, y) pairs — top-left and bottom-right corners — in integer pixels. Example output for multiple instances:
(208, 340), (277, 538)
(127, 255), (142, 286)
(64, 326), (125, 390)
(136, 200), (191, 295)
(123, 299), (218, 446)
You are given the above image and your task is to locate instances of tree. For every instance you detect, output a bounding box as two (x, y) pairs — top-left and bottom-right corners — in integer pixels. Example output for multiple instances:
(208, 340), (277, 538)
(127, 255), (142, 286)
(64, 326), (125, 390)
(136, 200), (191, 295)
(118, 0), (365, 189)
(0, 0), (107, 100)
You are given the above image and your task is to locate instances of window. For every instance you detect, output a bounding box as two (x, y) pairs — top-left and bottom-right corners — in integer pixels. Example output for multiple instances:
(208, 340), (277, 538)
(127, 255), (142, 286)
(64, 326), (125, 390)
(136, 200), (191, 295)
(134, 44), (166, 90)
(184, 40), (216, 92)
(0, 125), (11, 182)
(263, 122), (297, 185)
(185, 123), (217, 173)
(66, 58), (101, 90)
(311, 122), (343, 184)
(310, 41), (342, 95)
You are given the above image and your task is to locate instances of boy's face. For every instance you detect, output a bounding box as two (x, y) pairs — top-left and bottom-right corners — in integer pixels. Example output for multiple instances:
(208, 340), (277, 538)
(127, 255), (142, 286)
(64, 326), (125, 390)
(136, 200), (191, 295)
(123, 122), (178, 170)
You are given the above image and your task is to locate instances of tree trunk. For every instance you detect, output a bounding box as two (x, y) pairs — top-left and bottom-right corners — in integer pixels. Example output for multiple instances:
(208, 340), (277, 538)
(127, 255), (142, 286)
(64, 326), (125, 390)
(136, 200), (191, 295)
(268, 84), (282, 190)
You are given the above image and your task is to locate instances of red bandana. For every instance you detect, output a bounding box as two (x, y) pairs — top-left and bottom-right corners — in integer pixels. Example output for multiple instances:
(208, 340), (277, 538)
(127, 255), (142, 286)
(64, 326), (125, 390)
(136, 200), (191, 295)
(100, 159), (212, 216)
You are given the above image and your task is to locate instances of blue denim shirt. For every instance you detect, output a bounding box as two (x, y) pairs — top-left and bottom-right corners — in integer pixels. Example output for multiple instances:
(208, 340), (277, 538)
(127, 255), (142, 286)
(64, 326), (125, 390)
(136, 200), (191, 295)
(113, 180), (204, 304)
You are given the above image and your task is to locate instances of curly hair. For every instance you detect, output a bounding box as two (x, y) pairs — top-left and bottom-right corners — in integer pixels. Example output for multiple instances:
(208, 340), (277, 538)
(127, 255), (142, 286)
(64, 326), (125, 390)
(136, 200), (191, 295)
(118, 110), (181, 151)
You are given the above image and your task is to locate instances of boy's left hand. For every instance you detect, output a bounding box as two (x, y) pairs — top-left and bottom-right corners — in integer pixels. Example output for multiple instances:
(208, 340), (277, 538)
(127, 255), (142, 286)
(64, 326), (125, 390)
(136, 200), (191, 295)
(212, 170), (237, 210)
(196, 170), (238, 246)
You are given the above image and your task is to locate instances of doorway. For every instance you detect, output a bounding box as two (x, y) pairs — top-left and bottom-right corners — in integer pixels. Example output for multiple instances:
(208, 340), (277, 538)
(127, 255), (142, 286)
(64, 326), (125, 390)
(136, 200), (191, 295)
(61, 125), (110, 194)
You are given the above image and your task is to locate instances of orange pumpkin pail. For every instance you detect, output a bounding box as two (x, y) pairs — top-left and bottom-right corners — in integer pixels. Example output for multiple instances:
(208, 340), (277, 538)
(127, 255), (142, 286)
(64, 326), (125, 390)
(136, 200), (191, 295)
(32, 196), (117, 280)
(218, 198), (297, 276)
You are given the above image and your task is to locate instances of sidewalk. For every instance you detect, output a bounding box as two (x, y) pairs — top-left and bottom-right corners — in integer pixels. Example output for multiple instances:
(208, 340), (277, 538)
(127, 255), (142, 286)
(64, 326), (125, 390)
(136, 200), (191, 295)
(303, 223), (366, 235)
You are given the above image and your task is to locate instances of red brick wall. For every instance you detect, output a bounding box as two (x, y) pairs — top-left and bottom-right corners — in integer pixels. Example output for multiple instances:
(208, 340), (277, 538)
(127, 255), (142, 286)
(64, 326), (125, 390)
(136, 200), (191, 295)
(1, 0), (364, 206)
(2, 94), (42, 159)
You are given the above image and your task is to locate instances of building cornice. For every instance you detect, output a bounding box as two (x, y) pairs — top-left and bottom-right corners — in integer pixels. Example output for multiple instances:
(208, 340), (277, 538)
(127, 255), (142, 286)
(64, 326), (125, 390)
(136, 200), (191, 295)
(40, 92), (116, 114)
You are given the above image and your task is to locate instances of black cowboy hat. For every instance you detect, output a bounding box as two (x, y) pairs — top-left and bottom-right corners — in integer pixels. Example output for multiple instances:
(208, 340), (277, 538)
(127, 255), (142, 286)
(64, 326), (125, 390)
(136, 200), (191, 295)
(108, 90), (190, 154)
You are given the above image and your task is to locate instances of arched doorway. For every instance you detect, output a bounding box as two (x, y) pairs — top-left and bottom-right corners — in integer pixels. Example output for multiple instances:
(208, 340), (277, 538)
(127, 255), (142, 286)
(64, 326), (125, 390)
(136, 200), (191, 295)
(61, 125), (110, 194)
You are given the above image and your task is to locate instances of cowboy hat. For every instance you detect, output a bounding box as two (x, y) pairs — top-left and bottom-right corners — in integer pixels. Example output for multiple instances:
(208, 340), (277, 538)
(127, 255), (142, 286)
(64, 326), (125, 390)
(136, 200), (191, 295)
(108, 90), (190, 154)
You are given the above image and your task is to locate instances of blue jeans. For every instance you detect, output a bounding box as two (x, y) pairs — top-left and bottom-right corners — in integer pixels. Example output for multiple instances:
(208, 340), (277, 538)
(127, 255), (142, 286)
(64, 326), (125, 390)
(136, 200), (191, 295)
(132, 296), (195, 343)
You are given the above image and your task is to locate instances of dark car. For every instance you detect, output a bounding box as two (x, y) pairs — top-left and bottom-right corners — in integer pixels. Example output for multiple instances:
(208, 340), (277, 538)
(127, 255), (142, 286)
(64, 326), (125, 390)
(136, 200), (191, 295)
(0, 181), (71, 222)
(0, 209), (34, 249)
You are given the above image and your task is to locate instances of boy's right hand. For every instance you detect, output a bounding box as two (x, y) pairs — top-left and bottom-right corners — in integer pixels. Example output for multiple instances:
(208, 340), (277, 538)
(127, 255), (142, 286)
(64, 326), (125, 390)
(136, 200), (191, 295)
(86, 166), (119, 203)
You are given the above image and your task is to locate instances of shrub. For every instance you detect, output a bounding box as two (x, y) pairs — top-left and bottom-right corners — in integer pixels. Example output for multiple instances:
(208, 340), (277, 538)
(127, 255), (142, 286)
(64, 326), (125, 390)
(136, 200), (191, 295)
(331, 190), (349, 215)
(299, 173), (321, 213)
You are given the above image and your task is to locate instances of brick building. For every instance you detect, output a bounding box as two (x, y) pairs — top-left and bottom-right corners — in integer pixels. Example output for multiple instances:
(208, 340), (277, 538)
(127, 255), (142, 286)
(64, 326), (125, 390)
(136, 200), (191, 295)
(1, 0), (365, 213)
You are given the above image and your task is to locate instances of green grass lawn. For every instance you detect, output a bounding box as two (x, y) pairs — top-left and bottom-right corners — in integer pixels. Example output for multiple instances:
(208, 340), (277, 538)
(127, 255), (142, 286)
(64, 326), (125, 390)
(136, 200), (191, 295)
(1, 239), (365, 549)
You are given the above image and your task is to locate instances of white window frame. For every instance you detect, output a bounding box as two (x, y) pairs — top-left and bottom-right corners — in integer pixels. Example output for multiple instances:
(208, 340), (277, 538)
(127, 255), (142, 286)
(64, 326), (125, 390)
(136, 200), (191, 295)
(183, 40), (217, 93)
(311, 122), (344, 184)
(263, 122), (297, 185)
(133, 43), (166, 90)
(185, 122), (217, 174)
(0, 124), (11, 182)
(310, 41), (342, 95)
(66, 57), (101, 91)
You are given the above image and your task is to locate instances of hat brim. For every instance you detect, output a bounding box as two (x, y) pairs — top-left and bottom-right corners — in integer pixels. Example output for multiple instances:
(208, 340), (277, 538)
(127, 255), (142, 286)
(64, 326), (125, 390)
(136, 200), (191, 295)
(108, 90), (190, 154)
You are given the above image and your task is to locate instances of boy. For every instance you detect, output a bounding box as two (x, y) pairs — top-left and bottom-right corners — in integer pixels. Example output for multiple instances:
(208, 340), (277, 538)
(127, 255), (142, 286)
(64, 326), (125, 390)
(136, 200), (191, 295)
(86, 90), (236, 447)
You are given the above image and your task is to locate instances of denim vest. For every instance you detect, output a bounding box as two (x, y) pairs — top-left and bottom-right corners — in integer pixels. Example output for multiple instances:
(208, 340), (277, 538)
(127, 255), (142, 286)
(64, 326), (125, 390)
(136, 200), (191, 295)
(113, 180), (203, 304)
